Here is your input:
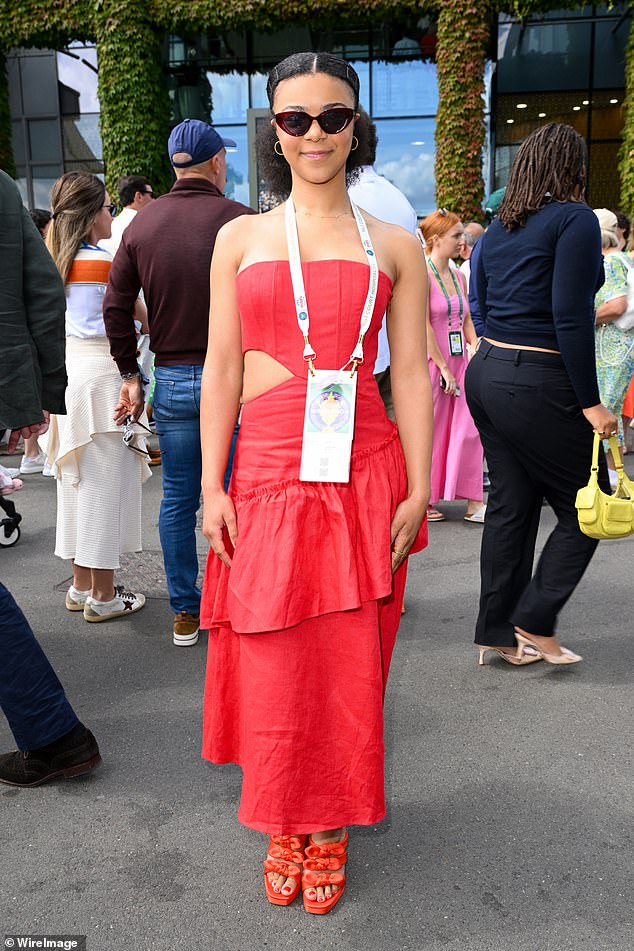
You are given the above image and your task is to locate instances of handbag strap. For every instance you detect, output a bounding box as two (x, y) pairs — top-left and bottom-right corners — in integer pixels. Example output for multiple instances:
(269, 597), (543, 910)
(592, 432), (624, 470)
(592, 432), (630, 498)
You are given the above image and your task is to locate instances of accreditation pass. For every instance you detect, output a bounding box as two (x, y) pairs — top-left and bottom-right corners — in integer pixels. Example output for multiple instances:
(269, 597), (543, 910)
(299, 369), (358, 483)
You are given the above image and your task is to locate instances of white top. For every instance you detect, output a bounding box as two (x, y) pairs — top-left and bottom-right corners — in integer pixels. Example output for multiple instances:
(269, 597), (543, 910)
(348, 165), (418, 373)
(65, 244), (112, 338)
(459, 258), (471, 289)
(99, 206), (136, 257)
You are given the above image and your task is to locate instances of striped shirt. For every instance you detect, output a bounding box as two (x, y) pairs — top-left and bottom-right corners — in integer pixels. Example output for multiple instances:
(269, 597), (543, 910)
(65, 243), (112, 338)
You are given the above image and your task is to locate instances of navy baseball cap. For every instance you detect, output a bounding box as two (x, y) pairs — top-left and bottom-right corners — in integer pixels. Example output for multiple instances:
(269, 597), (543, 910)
(168, 119), (237, 168)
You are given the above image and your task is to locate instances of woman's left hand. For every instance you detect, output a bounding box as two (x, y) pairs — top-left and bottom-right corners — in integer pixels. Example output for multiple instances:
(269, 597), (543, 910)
(390, 495), (428, 573)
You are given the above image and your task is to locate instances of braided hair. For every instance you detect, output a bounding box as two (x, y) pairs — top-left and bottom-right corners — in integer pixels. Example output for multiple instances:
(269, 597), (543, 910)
(499, 124), (587, 231)
(265, 52), (360, 110)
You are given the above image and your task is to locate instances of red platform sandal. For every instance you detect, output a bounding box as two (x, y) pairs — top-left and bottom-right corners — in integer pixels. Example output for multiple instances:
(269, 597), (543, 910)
(263, 836), (306, 906)
(268, 834), (308, 852)
(302, 832), (348, 915)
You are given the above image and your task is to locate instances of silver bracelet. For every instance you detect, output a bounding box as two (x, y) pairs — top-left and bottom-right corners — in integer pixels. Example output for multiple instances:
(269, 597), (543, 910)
(120, 370), (141, 380)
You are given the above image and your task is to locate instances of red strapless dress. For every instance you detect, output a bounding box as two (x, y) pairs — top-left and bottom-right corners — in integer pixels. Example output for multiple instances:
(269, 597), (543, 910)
(201, 259), (427, 834)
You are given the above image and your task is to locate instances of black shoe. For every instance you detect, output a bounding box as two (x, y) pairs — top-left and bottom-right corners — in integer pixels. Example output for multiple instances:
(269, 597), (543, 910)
(0, 723), (102, 787)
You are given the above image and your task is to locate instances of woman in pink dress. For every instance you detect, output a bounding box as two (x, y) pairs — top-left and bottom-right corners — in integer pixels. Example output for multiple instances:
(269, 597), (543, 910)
(420, 210), (485, 522)
(199, 53), (432, 915)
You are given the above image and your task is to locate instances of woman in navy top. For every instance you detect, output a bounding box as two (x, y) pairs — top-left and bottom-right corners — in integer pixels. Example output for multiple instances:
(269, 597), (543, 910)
(465, 123), (617, 668)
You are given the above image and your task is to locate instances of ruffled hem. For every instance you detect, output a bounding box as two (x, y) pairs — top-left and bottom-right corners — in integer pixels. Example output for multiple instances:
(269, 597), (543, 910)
(201, 429), (427, 633)
(44, 378), (151, 486)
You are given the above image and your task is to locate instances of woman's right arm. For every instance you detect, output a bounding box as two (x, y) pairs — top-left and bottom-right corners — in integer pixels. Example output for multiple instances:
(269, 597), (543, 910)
(595, 256), (628, 325)
(595, 296), (627, 324)
(201, 221), (245, 567)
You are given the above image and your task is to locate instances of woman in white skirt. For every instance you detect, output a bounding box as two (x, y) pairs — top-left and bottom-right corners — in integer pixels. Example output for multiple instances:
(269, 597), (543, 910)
(45, 172), (148, 621)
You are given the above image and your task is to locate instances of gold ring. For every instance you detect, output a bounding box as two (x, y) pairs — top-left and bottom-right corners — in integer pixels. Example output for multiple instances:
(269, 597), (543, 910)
(393, 548), (406, 555)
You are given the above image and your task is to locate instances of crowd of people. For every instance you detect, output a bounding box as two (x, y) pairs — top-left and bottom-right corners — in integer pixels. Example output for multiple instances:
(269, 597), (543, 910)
(1, 49), (633, 917)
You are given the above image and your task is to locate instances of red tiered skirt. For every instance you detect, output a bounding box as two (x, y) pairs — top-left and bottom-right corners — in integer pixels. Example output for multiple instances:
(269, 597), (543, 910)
(200, 377), (427, 833)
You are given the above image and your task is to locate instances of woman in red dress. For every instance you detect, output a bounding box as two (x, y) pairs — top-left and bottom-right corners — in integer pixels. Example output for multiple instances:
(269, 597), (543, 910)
(200, 52), (432, 914)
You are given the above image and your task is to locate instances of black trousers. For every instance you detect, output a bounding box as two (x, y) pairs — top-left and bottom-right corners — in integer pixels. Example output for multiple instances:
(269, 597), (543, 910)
(465, 342), (609, 646)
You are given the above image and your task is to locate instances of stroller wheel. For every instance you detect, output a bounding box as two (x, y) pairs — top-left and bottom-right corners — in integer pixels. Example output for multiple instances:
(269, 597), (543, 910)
(0, 524), (20, 547)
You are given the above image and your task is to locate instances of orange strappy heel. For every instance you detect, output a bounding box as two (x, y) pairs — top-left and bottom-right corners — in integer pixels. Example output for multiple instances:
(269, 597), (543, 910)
(263, 836), (307, 906)
(302, 832), (348, 915)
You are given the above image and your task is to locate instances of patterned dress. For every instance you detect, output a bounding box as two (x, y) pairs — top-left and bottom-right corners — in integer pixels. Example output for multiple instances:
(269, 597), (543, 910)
(594, 251), (634, 445)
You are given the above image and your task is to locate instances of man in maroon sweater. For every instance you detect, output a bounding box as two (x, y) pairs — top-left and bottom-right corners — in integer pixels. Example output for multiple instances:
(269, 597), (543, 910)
(103, 119), (254, 647)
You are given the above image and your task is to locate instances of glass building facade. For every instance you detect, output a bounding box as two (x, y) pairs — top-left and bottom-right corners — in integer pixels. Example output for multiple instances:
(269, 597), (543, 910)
(494, 4), (630, 209)
(9, 45), (103, 208)
(6, 6), (631, 214)
(163, 19), (441, 214)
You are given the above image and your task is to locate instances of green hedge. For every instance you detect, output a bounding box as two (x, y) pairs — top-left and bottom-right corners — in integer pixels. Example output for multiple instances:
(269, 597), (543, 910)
(95, 1), (172, 198)
(0, 1), (631, 215)
(620, 17), (634, 218)
(0, 53), (16, 178)
(1, 1), (95, 49)
(435, 1), (489, 220)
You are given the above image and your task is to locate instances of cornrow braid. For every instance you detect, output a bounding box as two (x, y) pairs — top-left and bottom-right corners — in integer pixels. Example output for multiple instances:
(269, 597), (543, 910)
(499, 124), (587, 230)
(266, 52), (360, 109)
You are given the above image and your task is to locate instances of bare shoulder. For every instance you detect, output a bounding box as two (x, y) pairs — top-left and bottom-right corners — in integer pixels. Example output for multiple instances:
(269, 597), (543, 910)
(360, 212), (424, 282)
(215, 210), (273, 267)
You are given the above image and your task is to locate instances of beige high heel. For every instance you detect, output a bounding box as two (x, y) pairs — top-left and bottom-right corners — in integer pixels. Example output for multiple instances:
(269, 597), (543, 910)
(514, 630), (582, 665)
(478, 645), (542, 666)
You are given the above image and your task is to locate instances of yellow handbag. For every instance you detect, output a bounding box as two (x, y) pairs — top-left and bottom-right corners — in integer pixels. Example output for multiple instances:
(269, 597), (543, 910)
(575, 433), (634, 539)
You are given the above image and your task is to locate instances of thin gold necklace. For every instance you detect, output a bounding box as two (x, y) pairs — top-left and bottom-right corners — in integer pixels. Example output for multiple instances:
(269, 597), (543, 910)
(295, 208), (353, 220)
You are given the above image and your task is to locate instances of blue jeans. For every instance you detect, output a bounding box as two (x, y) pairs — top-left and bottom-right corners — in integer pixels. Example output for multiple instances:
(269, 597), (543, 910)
(152, 365), (238, 616)
(0, 583), (79, 751)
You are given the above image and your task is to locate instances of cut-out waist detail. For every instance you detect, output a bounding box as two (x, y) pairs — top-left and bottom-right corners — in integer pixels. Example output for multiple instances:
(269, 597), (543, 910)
(236, 378), (397, 495)
(242, 350), (295, 405)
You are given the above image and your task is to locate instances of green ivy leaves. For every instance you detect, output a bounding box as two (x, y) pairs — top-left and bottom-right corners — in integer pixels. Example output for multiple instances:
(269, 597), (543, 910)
(0, 0), (630, 216)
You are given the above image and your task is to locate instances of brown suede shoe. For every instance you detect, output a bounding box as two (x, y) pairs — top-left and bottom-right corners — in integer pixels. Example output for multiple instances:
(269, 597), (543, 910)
(0, 723), (101, 787)
(173, 611), (200, 647)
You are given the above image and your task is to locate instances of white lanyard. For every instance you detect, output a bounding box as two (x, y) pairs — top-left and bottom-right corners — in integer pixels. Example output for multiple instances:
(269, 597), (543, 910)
(285, 196), (380, 375)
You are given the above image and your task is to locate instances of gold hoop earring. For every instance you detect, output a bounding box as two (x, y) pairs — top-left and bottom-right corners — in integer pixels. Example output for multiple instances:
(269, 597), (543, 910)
(350, 136), (359, 152)
(274, 141), (284, 157)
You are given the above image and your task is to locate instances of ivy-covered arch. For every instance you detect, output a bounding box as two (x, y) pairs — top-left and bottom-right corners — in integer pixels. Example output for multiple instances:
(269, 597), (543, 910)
(0, 0), (631, 217)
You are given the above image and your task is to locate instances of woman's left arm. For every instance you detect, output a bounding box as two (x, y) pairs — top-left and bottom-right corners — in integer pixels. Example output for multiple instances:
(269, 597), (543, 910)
(386, 231), (434, 572)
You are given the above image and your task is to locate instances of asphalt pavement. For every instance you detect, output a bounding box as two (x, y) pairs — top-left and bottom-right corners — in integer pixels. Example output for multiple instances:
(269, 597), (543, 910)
(1, 447), (633, 951)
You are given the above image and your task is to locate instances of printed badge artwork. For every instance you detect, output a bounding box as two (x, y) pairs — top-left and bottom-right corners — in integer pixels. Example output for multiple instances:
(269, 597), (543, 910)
(300, 370), (357, 483)
(307, 376), (354, 435)
(449, 331), (464, 356)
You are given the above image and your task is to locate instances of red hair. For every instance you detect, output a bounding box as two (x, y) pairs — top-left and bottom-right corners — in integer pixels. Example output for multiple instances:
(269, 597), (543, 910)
(419, 210), (461, 252)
